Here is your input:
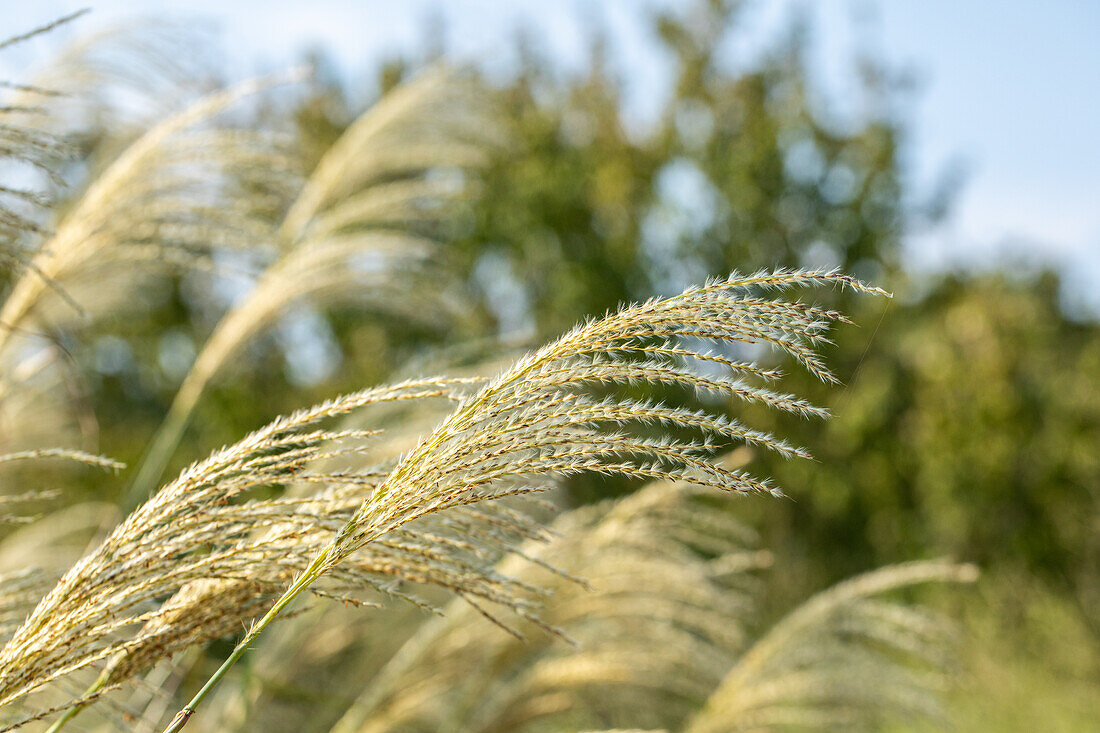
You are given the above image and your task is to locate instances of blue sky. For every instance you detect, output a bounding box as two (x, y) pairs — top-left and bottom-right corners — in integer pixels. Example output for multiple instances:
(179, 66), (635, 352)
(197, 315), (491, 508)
(5, 0), (1099, 307)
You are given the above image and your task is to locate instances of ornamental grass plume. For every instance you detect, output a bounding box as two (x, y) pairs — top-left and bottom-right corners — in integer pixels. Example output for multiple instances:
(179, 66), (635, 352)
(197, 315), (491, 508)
(1, 12), (232, 274)
(92, 364), (497, 730)
(0, 378), (556, 729)
(126, 66), (497, 507)
(4, 14), (221, 141)
(0, 12), (86, 455)
(152, 268), (885, 730)
(685, 560), (980, 733)
(0, 66), (294, 458)
(0, 74), (290, 347)
(31, 367), (491, 730)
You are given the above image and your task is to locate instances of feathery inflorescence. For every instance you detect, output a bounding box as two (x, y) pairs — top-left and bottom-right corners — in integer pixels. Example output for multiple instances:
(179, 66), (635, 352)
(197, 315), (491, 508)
(0, 70), (294, 460)
(146, 268), (884, 730)
(1, 13), (249, 285)
(5, 16), (220, 136)
(0, 16), (234, 277)
(0, 377), (541, 720)
(126, 66), (498, 505)
(686, 559), (979, 733)
(0, 74), (291, 340)
(0, 14), (86, 459)
(324, 269), (886, 567)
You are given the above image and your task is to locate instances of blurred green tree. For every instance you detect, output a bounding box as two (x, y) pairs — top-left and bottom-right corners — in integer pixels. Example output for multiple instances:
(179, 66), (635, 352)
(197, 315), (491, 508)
(451, 0), (910, 338)
(747, 272), (1099, 625)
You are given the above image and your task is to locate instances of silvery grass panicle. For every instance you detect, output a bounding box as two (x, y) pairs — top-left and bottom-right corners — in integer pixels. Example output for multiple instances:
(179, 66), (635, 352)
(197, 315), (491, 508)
(0, 74), (292, 350)
(0, 11), (86, 457)
(148, 268), (886, 730)
(0, 378), (482, 717)
(323, 269), (883, 560)
(0, 377), (572, 731)
(0, 69), (295, 458)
